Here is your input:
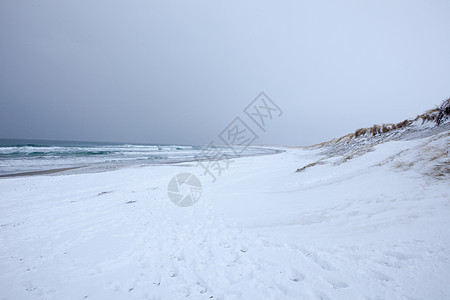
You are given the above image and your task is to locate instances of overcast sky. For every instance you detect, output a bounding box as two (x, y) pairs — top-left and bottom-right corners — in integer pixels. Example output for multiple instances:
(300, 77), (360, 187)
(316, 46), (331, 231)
(0, 0), (449, 146)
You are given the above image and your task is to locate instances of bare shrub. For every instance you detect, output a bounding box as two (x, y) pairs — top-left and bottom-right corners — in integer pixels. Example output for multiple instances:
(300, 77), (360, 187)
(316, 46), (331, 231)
(436, 98), (450, 125)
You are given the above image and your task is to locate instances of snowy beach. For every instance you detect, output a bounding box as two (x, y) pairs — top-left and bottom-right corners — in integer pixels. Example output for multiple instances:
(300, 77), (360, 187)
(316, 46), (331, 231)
(1, 128), (449, 299)
(2, 1), (450, 299)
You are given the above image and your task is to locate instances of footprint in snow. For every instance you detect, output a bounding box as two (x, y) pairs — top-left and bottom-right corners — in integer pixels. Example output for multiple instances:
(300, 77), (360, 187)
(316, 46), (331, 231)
(383, 250), (409, 260)
(286, 268), (305, 282)
(326, 277), (349, 289)
(304, 252), (335, 271)
(370, 270), (391, 282)
(168, 265), (178, 278)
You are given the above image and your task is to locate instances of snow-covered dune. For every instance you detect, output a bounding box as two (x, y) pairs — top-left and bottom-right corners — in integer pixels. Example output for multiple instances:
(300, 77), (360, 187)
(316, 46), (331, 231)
(1, 103), (449, 299)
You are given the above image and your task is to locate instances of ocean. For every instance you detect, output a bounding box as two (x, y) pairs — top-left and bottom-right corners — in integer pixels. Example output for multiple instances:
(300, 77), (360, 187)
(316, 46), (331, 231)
(0, 138), (276, 176)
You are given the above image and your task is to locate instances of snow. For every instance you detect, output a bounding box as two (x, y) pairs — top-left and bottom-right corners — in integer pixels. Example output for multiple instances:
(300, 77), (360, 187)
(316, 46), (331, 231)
(0, 131), (449, 299)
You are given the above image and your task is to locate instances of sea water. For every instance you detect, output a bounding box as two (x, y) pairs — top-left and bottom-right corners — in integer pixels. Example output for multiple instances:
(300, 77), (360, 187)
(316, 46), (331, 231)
(0, 138), (277, 176)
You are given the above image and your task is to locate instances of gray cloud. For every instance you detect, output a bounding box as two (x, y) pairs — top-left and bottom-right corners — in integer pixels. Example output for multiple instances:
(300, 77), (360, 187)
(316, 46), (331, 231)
(1, 0), (449, 146)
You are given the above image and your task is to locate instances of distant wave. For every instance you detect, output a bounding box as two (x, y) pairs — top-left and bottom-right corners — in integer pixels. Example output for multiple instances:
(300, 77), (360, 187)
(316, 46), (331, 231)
(0, 143), (51, 148)
(0, 150), (113, 157)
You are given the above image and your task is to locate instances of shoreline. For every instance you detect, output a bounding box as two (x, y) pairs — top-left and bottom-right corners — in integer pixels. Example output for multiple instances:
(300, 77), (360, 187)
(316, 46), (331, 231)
(0, 148), (286, 178)
(0, 166), (87, 178)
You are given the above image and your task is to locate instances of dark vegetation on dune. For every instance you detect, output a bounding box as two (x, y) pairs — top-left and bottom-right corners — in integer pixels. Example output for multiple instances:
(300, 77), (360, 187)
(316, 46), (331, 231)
(314, 98), (450, 147)
(296, 98), (450, 173)
(353, 98), (450, 139)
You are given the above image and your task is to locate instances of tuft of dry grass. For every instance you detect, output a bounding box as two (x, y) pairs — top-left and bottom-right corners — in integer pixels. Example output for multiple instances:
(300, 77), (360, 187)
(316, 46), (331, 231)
(335, 133), (354, 143)
(97, 191), (113, 196)
(296, 162), (319, 172)
(354, 128), (367, 138)
(395, 120), (411, 129)
(415, 113), (436, 124)
(370, 124), (381, 136)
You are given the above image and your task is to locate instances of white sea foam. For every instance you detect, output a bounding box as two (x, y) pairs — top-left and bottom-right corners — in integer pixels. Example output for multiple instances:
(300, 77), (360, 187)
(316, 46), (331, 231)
(0, 140), (278, 175)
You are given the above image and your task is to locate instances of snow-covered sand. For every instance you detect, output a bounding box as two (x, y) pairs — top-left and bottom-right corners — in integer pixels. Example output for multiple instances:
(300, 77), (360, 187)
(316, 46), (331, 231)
(1, 131), (449, 299)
